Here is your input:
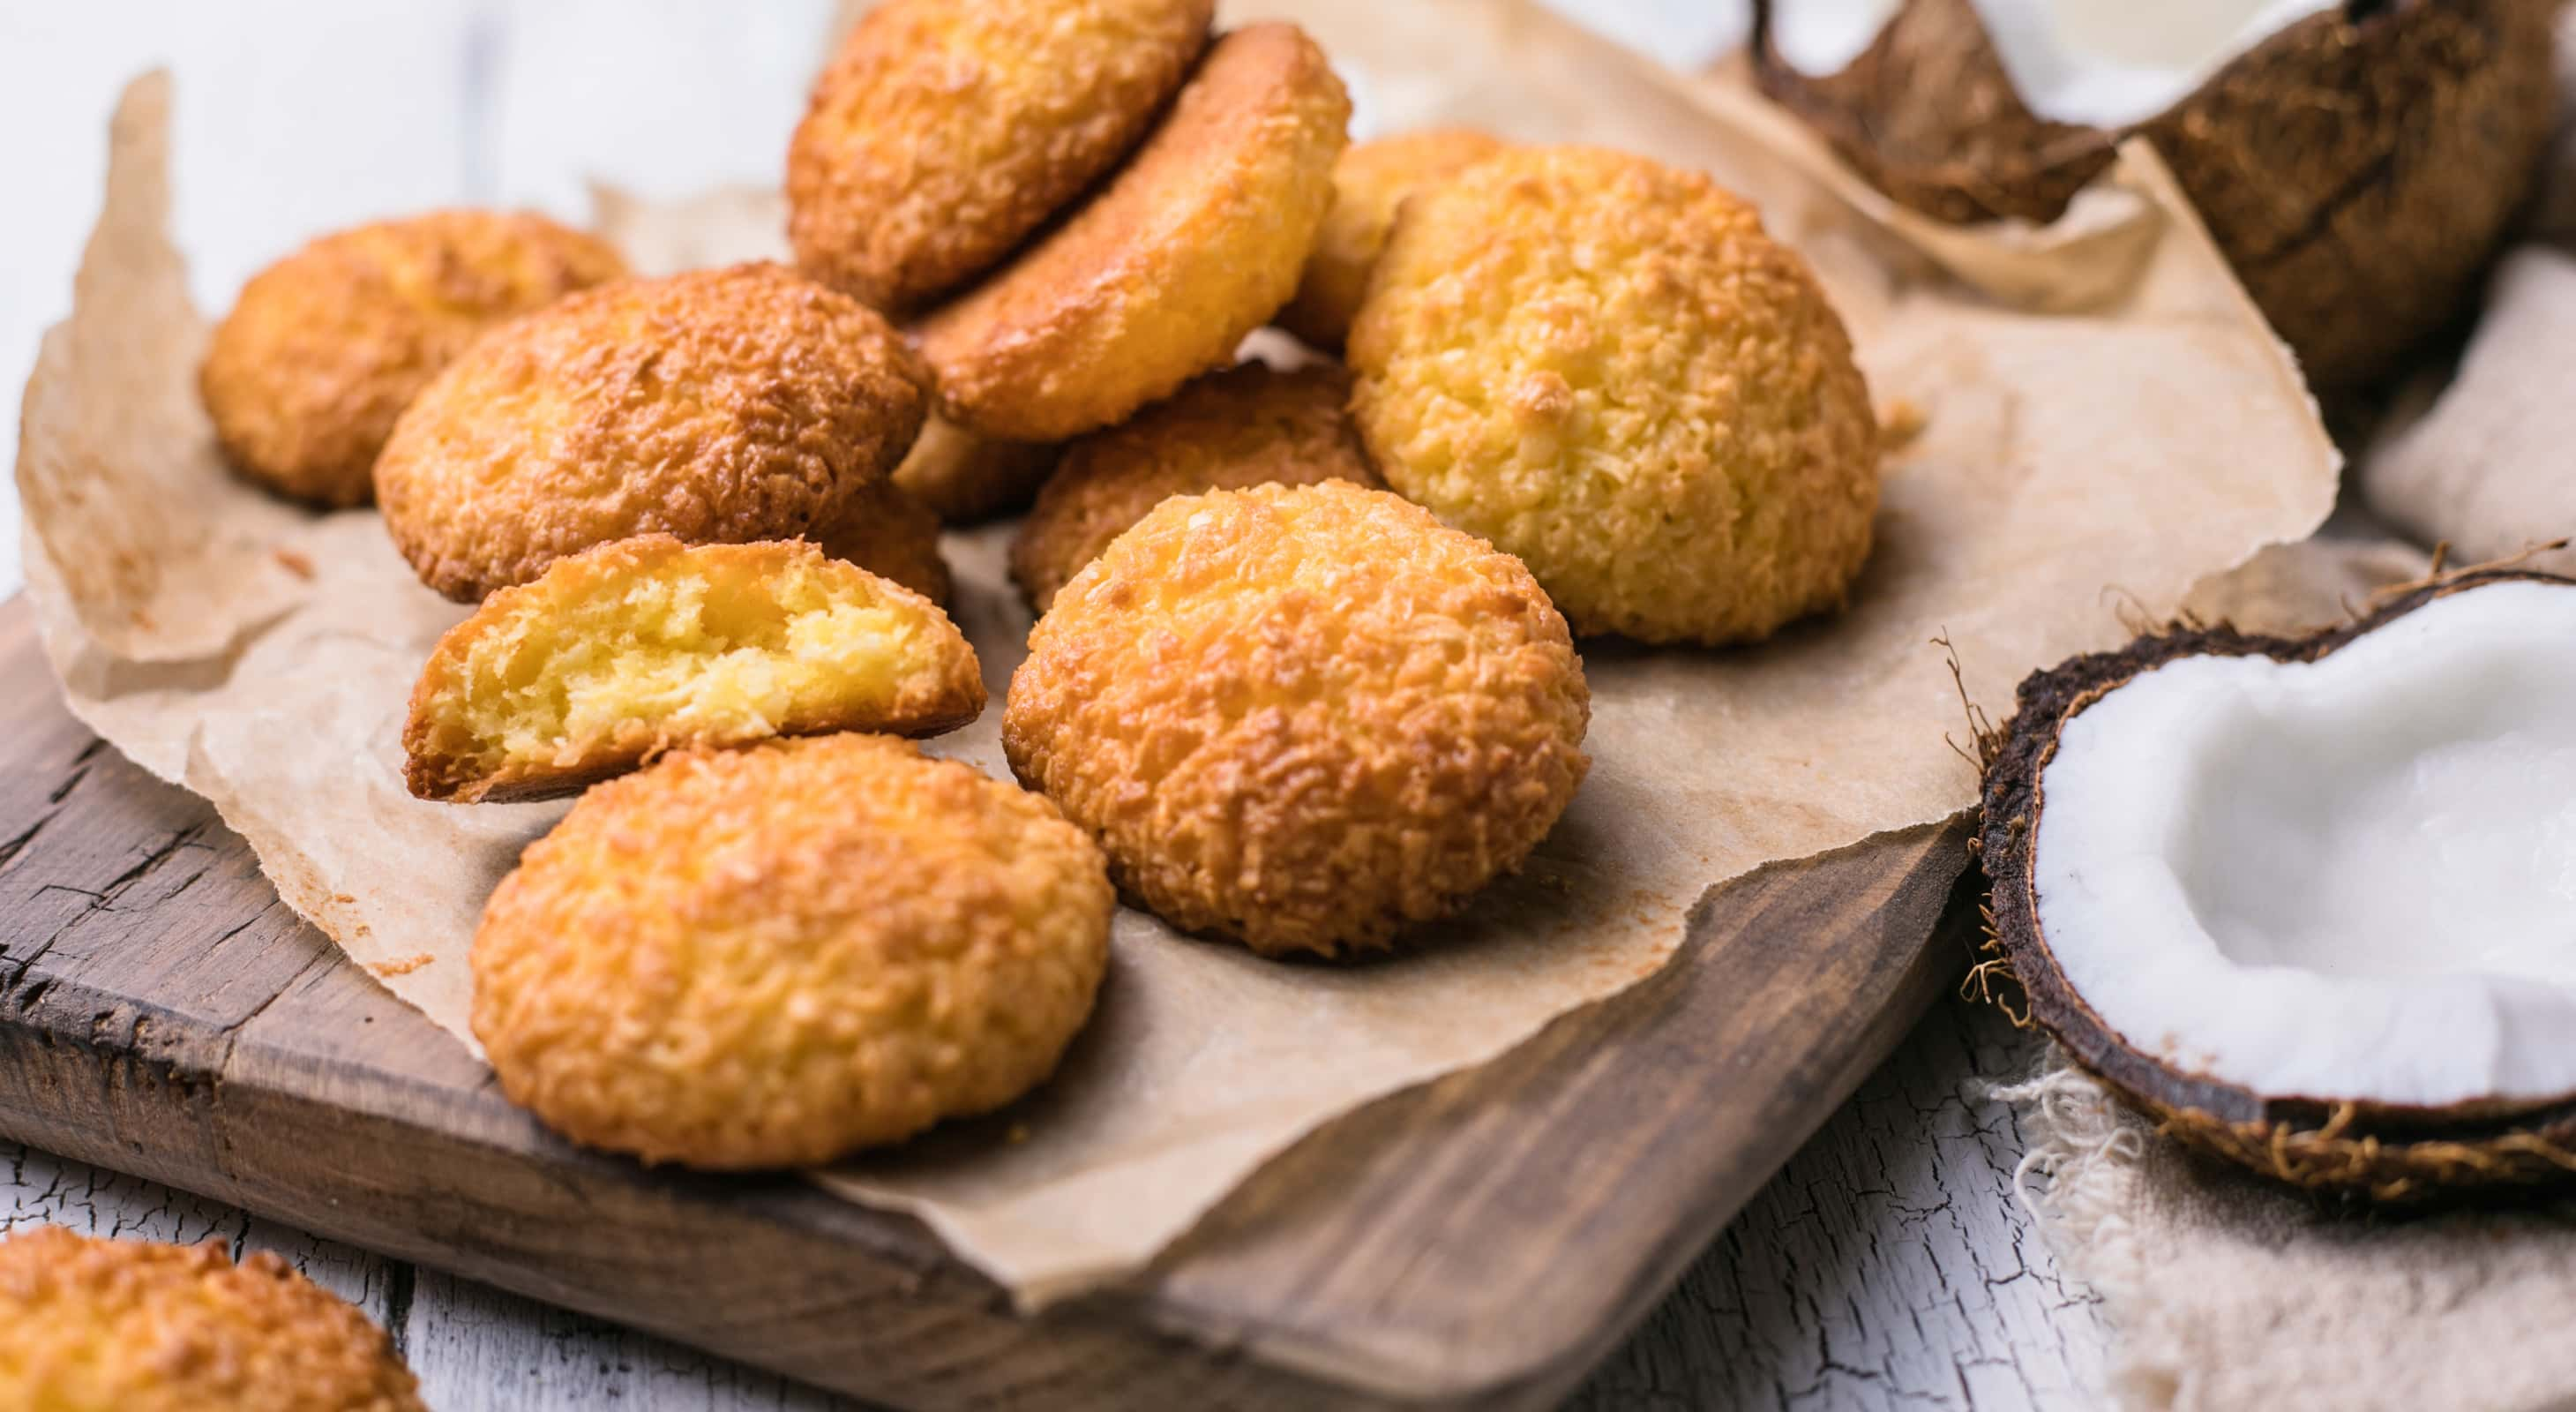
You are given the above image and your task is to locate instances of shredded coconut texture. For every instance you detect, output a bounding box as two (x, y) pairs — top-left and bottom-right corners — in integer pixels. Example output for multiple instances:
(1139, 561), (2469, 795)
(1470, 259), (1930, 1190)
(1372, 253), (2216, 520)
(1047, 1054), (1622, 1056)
(0, 1225), (424, 1412)
(1005, 481), (1589, 958)
(1993, 1058), (2576, 1412)
(472, 735), (1111, 1168)
(1350, 145), (1879, 645)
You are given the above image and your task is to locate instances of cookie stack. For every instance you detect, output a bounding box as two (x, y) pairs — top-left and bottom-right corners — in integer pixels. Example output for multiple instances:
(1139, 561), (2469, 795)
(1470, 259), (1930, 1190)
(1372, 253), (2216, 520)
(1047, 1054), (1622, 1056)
(187, 0), (1883, 1173)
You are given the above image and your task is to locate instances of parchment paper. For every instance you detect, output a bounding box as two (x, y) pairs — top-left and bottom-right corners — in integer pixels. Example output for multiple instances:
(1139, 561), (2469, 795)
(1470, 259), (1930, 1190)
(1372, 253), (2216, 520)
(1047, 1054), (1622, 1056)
(15, 0), (2336, 1306)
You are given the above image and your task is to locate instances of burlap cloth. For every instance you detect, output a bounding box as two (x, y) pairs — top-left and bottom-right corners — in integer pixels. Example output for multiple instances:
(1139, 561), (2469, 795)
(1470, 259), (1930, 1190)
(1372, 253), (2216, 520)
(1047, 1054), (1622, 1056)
(1989, 15), (2576, 1399)
(1996, 1061), (2576, 1412)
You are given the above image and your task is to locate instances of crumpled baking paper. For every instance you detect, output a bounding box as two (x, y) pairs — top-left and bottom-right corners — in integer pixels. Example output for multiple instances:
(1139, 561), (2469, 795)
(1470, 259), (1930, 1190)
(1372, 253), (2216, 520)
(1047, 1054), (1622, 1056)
(15, 0), (2335, 1305)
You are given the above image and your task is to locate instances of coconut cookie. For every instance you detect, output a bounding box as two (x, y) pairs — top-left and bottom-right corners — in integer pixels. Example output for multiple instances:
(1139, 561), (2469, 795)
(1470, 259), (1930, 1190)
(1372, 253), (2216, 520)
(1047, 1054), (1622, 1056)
(1277, 127), (1507, 350)
(788, 0), (1214, 312)
(917, 23), (1350, 441)
(199, 209), (625, 507)
(0, 1224), (425, 1412)
(402, 537), (982, 804)
(473, 734), (1112, 1168)
(1351, 146), (1881, 646)
(1011, 362), (1377, 612)
(1005, 481), (1589, 958)
(812, 479), (954, 605)
(891, 412), (1058, 523)
(374, 262), (925, 603)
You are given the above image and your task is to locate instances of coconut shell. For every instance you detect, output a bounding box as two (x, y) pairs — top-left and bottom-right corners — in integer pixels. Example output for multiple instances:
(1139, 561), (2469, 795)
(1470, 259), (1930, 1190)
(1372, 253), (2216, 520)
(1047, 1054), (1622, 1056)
(1751, 0), (2114, 224)
(1978, 569), (2576, 1202)
(1752, 0), (2559, 389)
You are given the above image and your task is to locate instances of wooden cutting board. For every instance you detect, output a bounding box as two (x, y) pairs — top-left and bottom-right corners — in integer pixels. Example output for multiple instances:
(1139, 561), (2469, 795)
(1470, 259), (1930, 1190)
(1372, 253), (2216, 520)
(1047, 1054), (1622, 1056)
(0, 593), (1974, 1409)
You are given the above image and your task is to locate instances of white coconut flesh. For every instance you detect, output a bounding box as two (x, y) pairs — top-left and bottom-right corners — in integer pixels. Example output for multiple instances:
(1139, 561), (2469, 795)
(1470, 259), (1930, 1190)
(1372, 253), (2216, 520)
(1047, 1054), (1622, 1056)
(2033, 582), (2576, 1111)
(1772, 0), (2340, 129)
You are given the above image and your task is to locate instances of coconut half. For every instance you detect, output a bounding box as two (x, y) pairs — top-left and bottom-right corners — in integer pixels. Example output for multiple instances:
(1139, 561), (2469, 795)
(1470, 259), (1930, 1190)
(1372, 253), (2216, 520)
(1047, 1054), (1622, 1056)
(1981, 570), (2576, 1199)
(1752, 0), (2557, 387)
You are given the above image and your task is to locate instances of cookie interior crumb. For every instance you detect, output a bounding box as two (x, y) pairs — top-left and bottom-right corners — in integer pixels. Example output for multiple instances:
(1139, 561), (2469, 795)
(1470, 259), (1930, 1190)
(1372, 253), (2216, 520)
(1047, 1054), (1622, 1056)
(408, 540), (976, 799)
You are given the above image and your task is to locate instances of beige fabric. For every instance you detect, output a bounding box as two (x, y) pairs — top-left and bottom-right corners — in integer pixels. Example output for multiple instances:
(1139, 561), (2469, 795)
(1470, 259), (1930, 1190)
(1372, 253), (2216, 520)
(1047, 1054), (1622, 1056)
(2358, 248), (2576, 578)
(2000, 1065), (2576, 1412)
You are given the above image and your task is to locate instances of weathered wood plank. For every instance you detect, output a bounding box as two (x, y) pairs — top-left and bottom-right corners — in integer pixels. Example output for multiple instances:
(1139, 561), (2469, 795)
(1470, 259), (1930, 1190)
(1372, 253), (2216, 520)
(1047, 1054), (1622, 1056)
(0, 590), (1979, 1408)
(3, 996), (2113, 1412)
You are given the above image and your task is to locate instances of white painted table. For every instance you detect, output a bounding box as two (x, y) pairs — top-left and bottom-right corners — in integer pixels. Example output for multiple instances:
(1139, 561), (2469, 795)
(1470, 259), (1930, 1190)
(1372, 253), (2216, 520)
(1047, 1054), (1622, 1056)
(0, 3), (2113, 1405)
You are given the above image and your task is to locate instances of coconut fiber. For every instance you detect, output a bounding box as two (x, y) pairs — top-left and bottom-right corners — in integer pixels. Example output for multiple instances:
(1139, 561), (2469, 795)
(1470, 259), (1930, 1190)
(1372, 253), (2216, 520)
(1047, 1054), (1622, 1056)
(1997, 1063), (2576, 1412)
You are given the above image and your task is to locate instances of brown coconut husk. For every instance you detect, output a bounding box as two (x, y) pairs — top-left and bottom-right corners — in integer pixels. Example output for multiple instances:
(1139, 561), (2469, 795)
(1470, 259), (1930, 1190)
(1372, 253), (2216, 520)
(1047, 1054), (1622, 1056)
(1977, 566), (2576, 1201)
(1750, 0), (2113, 224)
(1751, 0), (2560, 389)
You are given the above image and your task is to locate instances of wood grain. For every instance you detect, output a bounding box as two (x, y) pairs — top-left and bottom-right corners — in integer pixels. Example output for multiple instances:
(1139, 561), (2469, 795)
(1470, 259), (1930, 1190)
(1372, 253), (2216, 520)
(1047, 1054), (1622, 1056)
(3, 991), (2112, 1411)
(0, 593), (1976, 1408)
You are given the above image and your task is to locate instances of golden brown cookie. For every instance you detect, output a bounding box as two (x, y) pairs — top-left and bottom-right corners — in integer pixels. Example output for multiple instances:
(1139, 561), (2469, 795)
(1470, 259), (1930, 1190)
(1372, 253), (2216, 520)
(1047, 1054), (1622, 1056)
(889, 412), (1058, 524)
(1010, 361), (1377, 612)
(917, 24), (1350, 441)
(403, 535), (982, 804)
(472, 734), (1112, 1168)
(198, 209), (624, 507)
(788, 0), (1214, 312)
(374, 262), (925, 602)
(0, 1224), (424, 1412)
(812, 478), (954, 605)
(1005, 481), (1589, 958)
(1350, 146), (1881, 645)
(1277, 128), (1506, 350)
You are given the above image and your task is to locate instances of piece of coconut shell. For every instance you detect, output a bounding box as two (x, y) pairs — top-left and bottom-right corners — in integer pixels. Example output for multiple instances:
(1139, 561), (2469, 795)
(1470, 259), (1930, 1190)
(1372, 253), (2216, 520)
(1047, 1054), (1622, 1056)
(1978, 569), (2576, 1202)
(1752, 0), (2559, 389)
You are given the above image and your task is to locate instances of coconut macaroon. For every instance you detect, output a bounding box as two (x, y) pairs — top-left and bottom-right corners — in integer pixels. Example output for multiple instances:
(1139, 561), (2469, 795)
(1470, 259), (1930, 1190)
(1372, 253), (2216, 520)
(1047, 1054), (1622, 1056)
(472, 734), (1112, 1168)
(917, 24), (1350, 441)
(1006, 481), (1589, 958)
(402, 536), (981, 804)
(812, 479), (954, 605)
(0, 1225), (424, 1412)
(198, 209), (625, 508)
(374, 262), (925, 603)
(1277, 127), (1507, 350)
(891, 412), (1058, 523)
(788, 0), (1213, 312)
(1350, 146), (1880, 646)
(1011, 361), (1378, 612)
